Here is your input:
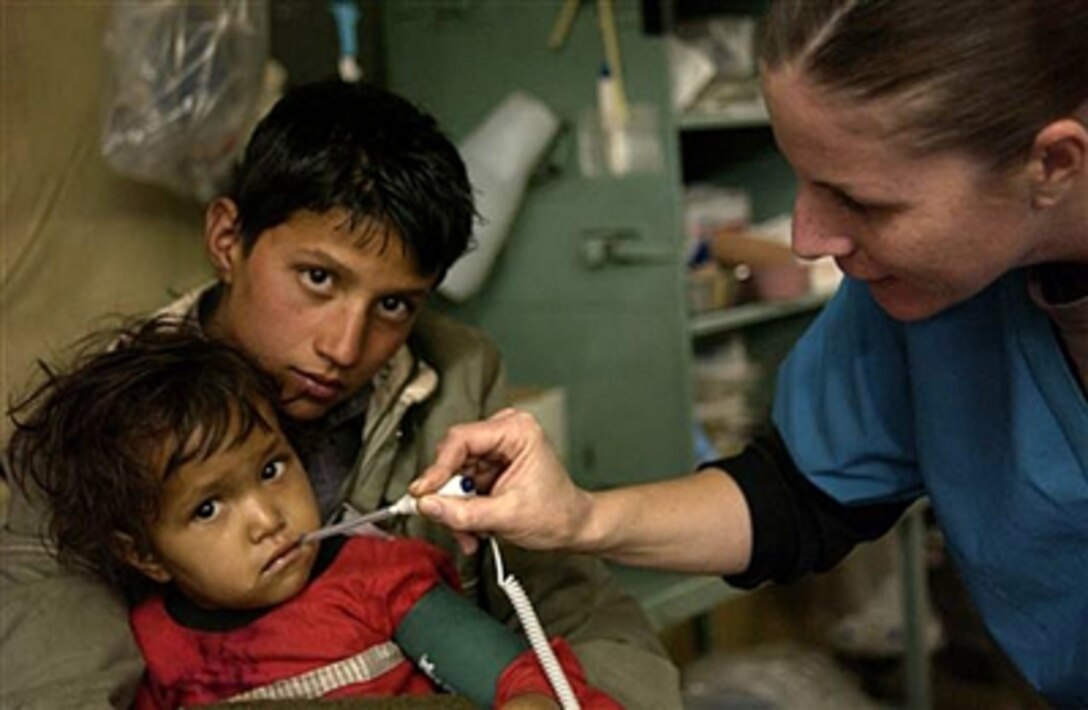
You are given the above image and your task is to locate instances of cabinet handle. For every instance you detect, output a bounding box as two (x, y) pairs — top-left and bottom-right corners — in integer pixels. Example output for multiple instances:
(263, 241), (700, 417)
(581, 229), (677, 269)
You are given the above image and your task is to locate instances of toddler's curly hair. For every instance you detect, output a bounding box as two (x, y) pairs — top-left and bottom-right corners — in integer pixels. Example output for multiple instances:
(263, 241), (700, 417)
(7, 316), (283, 595)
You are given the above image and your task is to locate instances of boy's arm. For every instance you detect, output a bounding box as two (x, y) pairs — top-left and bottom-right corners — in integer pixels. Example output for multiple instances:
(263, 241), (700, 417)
(1, 485), (144, 709)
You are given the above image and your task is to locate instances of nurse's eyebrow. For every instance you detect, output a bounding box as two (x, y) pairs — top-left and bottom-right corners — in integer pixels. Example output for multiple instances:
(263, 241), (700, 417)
(813, 179), (868, 198)
(813, 180), (906, 209)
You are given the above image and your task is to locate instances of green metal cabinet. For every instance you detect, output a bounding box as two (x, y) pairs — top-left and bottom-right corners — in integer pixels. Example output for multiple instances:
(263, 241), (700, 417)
(381, 1), (696, 489)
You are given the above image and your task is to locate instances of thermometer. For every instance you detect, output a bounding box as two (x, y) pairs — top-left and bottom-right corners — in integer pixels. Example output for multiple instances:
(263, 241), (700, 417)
(298, 475), (475, 545)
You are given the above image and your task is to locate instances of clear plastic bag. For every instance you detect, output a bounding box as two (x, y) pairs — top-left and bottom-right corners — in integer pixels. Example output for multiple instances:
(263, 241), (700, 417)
(100, 0), (269, 201)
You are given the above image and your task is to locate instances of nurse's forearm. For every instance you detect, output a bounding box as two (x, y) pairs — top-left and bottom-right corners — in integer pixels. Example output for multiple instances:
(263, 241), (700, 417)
(571, 469), (752, 575)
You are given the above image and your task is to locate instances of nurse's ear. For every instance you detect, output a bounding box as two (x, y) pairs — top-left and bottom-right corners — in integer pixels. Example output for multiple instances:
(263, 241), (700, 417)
(1028, 112), (1087, 209)
(204, 197), (245, 284)
(113, 533), (172, 584)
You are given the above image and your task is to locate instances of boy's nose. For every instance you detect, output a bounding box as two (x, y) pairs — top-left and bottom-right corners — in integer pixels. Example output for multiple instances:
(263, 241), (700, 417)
(316, 305), (366, 369)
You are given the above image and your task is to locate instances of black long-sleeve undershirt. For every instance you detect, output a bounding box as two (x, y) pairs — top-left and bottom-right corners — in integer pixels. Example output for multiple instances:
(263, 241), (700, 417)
(703, 426), (911, 589)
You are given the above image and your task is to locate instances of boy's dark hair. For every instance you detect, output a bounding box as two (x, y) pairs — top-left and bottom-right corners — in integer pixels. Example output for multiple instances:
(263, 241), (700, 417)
(231, 80), (476, 280)
(7, 317), (283, 594)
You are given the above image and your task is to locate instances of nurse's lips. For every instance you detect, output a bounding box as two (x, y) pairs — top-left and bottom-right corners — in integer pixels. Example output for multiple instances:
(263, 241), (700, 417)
(290, 369), (344, 401)
(835, 259), (892, 284)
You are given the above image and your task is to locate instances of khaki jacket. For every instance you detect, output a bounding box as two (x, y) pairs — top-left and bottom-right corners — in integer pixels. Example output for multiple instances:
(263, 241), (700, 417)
(0, 287), (681, 709)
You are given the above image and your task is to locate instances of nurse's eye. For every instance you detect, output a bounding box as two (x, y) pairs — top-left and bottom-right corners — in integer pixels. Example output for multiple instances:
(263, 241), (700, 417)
(300, 268), (335, 294)
(261, 459), (287, 482)
(377, 296), (416, 323)
(831, 190), (869, 213)
(192, 499), (221, 522)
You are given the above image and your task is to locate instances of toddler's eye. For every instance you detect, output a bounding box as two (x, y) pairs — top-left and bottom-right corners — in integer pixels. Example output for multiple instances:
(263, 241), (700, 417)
(261, 460), (286, 481)
(193, 500), (220, 521)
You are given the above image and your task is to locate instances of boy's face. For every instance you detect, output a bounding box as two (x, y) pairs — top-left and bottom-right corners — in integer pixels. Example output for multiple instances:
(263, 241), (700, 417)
(205, 202), (437, 421)
(136, 414), (323, 609)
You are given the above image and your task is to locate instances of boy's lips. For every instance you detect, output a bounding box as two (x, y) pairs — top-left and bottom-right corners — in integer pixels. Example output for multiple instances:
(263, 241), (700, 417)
(289, 369), (345, 401)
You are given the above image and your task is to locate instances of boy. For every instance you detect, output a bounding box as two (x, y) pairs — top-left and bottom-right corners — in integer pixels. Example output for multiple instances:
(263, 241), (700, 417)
(0, 80), (679, 707)
(8, 318), (618, 709)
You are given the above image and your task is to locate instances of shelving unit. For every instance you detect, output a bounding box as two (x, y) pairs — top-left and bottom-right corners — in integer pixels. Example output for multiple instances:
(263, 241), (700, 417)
(670, 0), (820, 435)
(612, 566), (743, 631)
(678, 105), (769, 131)
(690, 292), (830, 339)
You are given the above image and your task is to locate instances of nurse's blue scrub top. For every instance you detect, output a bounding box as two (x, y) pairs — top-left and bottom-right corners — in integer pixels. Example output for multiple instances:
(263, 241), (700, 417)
(773, 272), (1088, 704)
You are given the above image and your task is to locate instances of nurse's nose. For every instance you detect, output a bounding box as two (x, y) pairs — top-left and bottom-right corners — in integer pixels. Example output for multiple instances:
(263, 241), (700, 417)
(791, 184), (856, 260)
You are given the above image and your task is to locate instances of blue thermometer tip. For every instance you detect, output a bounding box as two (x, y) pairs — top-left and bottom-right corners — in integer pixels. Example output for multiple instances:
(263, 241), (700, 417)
(435, 474), (475, 498)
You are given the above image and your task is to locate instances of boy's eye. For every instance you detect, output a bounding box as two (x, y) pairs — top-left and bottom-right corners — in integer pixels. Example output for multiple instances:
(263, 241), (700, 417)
(300, 268), (334, 292)
(193, 500), (220, 521)
(261, 459), (286, 481)
(377, 296), (416, 323)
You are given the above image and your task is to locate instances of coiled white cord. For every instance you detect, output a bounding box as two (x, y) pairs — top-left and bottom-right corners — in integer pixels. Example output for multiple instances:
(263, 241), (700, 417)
(489, 536), (581, 710)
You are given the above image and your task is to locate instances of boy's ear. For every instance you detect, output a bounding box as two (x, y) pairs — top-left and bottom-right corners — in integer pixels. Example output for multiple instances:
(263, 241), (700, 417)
(113, 533), (172, 584)
(204, 197), (245, 283)
(1028, 116), (1087, 209)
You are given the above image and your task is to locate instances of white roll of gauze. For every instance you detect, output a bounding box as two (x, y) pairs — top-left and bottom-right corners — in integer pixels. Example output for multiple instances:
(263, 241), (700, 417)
(439, 91), (561, 302)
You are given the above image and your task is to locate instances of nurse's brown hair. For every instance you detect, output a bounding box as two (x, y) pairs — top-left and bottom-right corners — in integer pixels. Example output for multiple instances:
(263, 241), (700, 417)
(760, 0), (1088, 169)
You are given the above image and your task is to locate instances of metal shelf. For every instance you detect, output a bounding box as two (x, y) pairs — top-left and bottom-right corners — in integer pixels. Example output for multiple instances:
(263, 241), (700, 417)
(611, 566), (743, 631)
(678, 107), (770, 132)
(689, 292), (831, 339)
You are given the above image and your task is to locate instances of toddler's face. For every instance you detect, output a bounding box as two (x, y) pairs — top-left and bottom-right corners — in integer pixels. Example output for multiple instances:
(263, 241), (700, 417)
(139, 411), (322, 609)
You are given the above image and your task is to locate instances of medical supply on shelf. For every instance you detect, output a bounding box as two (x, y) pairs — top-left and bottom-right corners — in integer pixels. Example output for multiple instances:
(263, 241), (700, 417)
(439, 91), (560, 303)
(329, 0), (362, 82)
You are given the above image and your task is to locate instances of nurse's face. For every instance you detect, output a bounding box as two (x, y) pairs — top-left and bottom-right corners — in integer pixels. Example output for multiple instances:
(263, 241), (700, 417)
(762, 65), (1040, 321)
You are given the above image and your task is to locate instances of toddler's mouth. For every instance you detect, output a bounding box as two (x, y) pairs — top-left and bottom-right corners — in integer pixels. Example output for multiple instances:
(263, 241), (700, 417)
(263, 540), (303, 574)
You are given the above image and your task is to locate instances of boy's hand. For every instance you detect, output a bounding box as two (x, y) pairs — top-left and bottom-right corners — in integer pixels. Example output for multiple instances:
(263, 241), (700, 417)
(499, 693), (561, 710)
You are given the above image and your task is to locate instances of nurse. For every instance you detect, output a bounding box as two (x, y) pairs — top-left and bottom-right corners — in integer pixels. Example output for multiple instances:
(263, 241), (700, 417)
(413, 0), (1088, 704)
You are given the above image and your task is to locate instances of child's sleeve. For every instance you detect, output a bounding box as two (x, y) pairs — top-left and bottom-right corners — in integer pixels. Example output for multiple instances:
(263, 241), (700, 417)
(495, 637), (624, 709)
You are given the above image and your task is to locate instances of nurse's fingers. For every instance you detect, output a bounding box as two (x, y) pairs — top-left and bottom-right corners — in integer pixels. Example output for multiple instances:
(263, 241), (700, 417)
(410, 409), (539, 496)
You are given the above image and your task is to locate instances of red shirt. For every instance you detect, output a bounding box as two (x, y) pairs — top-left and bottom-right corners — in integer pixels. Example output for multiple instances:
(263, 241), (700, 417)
(131, 536), (620, 709)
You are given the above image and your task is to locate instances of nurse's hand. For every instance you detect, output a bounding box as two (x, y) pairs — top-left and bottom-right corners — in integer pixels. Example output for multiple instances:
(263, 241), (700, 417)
(410, 409), (593, 555)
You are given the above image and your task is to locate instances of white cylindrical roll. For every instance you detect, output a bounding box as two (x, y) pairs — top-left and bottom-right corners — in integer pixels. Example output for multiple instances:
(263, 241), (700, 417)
(439, 91), (560, 302)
